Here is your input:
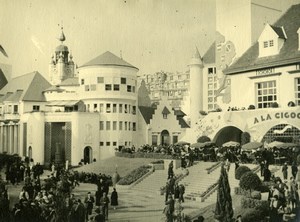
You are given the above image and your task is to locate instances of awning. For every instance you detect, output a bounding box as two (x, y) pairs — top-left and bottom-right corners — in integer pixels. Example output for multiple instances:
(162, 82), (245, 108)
(46, 100), (81, 107)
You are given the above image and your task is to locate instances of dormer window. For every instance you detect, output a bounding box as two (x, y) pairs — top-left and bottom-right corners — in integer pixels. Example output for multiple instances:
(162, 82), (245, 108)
(258, 24), (286, 57)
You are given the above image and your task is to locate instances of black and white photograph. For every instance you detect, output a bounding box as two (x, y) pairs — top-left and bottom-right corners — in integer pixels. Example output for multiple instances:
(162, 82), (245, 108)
(0, 0), (300, 221)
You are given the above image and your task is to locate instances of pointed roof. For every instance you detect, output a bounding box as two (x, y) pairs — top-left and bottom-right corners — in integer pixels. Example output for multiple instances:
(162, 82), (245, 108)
(5, 90), (23, 102)
(192, 46), (201, 59)
(189, 46), (203, 66)
(80, 51), (138, 70)
(0, 71), (51, 102)
(0, 68), (8, 90)
(224, 4), (300, 75)
(203, 41), (216, 64)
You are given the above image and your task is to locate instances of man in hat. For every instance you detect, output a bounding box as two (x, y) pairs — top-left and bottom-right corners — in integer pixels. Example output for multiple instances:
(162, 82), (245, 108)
(84, 192), (95, 220)
(94, 208), (105, 222)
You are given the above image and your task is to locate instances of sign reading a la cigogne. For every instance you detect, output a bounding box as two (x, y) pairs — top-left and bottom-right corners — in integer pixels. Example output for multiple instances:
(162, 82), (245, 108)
(249, 111), (300, 126)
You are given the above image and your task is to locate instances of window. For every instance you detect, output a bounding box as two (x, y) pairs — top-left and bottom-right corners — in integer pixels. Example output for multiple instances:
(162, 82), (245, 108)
(119, 121), (123, 130)
(119, 104), (123, 113)
(173, 136), (178, 144)
(256, 80), (277, 108)
(127, 85), (131, 92)
(99, 121), (104, 130)
(113, 84), (120, 91)
(106, 142), (110, 146)
(269, 40), (274, 47)
(113, 104), (117, 113)
(94, 104), (97, 111)
(81, 79), (84, 85)
(85, 85), (90, 91)
(125, 121), (127, 130)
(100, 142), (104, 146)
(113, 142), (117, 146)
(152, 135), (158, 146)
(128, 122), (131, 131)
(105, 84), (112, 91)
(163, 114), (168, 119)
(106, 121), (111, 130)
(99, 104), (104, 113)
(33, 105), (40, 111)
(121, 77), (126, 84)
(106, 104), (111, 113)
(295, 78), (300, 105)
(124, 104), (128, 113)
(90, 84), (96, 91)
(113, 121), (117, 130)
(208, 67), (216, 74)
(263, 41), (268, 48)
(133, 122), (136, 131)
(97, 77), (104, 83)
(128, 105), (131, 114)
(132, 106), (136, 115)
(13, 105), (18, 114)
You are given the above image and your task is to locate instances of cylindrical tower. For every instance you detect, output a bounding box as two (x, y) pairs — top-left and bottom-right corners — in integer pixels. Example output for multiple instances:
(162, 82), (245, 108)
(189, 47), (204, 128)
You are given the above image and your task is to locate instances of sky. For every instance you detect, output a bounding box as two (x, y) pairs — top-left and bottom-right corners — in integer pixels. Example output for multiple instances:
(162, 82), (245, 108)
(0, 0), (216, 79)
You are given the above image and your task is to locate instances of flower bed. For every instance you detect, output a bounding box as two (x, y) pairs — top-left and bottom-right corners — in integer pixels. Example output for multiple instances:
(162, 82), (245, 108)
(199, 182), (218, 202)
(118, 165), (152, 185)
(205, 162), (222, 174)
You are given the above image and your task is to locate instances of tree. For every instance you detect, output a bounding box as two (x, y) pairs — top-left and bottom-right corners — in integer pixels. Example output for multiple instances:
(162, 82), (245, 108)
(214, 166), (233, 222)
(197, 136), (211, 143)
(239, 171), (262, 194)
(235, 166), (251, 180)
(240, 132), (250, 145)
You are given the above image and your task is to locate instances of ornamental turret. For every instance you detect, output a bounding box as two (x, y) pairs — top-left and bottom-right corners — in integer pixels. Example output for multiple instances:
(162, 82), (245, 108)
(49, 27), (75, 85)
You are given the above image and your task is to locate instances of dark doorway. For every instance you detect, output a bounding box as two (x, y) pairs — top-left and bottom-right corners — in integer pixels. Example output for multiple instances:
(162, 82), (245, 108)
(84, 146), (92, 164)
(28, 146), (32, 160)
(213, 126), (243, 147)
(161, 130), (170, 145)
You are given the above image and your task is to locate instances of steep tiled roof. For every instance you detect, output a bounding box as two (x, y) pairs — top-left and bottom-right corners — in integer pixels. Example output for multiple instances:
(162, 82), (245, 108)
(174, 110), (186, 117)
(203, 41), (215, 64)
(270, 25), (286, 39)
(0, 71), (51, 102)
(59, 77), (79, 86)
(0, 68), (8, 90)
(178, 117), (190, 128)
(138, 106), (155, 124)
(5, 90), (23, 102)
(80, 51), (138, 70)
(224, 4), (300, 75)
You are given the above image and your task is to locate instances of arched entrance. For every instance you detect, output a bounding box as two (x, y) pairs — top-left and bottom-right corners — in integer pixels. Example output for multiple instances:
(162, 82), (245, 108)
(161, 130), (170, 145)
(261, 124), (300, 143)
(83, 146), (92, 164)
(213, 126), (243, 147)
(28, 146), (32, 160)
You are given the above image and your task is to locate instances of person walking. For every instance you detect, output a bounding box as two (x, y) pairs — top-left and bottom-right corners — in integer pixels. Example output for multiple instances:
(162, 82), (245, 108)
(291, 162), (298, 180)
(84, 192), (95, 221)
(100, 192), (110, 220)
(282, 162), (288, 181)
(165, 195), (175, 222)
(111, 188), (118, 210)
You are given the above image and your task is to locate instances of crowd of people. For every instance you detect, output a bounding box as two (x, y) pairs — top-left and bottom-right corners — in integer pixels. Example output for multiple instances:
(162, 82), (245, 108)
(0, 156), (118, 222)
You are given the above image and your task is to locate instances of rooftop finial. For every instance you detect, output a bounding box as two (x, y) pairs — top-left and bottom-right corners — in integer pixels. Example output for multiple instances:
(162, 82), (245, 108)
(58, 25), (66, 43)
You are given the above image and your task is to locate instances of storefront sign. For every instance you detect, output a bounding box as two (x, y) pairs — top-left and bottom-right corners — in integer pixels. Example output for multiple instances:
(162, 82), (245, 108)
(252, 111), (300, 125)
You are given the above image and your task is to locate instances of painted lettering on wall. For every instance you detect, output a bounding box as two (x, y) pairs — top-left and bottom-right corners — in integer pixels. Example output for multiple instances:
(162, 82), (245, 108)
(253, 112), (300, 124)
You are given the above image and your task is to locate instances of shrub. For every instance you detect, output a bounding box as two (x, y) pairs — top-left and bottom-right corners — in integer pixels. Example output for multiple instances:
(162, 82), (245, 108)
(197, 136), (211, 143)
(251, 191), (261, 200)
(248, 105), (255, 110)
(118, 165), (152, 185)
(151, 160), (164, 164)
(271, 102), (279, 108)
(235, 166), (251, 180)
(240, 171), (262, 192)
(241, 208), (265, 222)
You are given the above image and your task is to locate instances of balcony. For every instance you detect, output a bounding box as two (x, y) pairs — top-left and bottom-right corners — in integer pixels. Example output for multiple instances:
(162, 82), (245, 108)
(3, 113), (20, 121)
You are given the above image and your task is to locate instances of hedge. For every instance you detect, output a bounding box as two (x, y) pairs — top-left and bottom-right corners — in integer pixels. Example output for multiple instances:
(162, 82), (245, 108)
(118, 165), (152, 185)
(241, 208), (265, 222)
(240, 171), (262, 191)
(115, 152), (174, 159)
(241, 197), (270, 217)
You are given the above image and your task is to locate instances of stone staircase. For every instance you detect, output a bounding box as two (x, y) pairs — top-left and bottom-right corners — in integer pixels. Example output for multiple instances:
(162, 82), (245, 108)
(130, 168), (184, 194)
(180, 162), (222, 202)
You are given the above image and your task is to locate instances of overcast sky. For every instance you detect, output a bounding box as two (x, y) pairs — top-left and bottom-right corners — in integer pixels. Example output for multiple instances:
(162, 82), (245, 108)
(0, 0), (216, 79)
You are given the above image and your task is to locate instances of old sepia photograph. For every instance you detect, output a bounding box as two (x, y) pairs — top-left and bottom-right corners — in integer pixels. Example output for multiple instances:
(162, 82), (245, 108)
(0, 0), (300, 221)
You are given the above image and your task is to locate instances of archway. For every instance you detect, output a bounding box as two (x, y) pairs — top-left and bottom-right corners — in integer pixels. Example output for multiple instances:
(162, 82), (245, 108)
(213, 126), (243, 147)
(28, 146), (32, 160)
(261, 124), (300, 143)
(161, 130), (170, 145)
(83, 146), (92, 164)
